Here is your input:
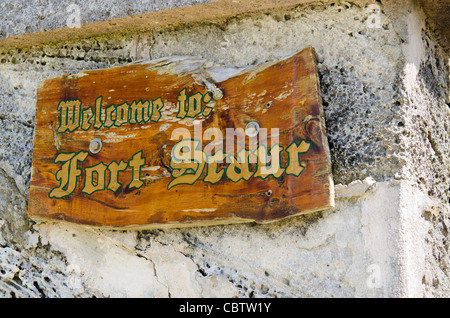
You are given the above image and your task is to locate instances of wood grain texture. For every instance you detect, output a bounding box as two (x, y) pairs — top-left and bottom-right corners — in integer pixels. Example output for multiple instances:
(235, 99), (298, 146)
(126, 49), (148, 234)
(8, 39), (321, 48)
(28, 46), (334, 229)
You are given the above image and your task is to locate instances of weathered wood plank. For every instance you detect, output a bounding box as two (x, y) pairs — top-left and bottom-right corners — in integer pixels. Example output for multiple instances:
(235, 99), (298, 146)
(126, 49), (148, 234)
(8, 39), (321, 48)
(28, 46), (334, 229)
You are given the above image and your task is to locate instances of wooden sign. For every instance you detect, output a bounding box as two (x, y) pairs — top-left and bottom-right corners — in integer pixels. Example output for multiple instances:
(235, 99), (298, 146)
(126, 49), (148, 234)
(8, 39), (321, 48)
(28, 46), (334, 229)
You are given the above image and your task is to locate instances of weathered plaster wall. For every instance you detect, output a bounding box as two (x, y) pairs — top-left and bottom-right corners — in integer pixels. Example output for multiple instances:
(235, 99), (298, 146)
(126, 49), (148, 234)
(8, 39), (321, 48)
(0, 0), (448, 297)
(397, 8), (450, 297)
(0, 0), (215, 38)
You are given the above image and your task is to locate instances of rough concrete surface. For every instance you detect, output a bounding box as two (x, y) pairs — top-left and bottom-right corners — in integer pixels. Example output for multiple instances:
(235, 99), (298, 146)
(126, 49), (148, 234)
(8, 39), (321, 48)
(0, 0), (215, 38)
(0, 0), (448, 297)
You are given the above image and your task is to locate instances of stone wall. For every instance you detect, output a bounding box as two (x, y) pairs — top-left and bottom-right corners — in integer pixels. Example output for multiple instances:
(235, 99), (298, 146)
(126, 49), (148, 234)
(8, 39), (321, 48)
(0, 0), (448, 297)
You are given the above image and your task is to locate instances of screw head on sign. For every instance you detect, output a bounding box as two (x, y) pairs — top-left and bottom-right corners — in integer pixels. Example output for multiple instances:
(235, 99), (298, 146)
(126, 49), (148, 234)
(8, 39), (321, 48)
(245, 121), (260, 138)
(89, 139), (102, 154)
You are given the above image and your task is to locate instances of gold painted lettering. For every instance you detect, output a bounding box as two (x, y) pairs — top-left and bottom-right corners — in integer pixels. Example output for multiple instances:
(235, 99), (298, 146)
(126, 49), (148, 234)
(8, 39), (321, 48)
(176, 88), (188, 119)
(81, 106), (94, 131)
(107, 160), (128, 192)
(226, 149), (254, 182)
(129, 100), (150, 124)
(115, 102), (129, 127)
(167, 140), (206, 190)
(150, 97), (164, 122)
(204, 150), (226, 184)
(93, 96), (103, 129)
(285, 140), (311, 177)
(253, 144), (285, 179)
(57, 100), (81, 133)
(82, 162), (107, 195)
(187, 92), (203, 118)
(48, 151), (89, 198)
(128, 151), (146, 189)
(104, 104), (116, 128)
